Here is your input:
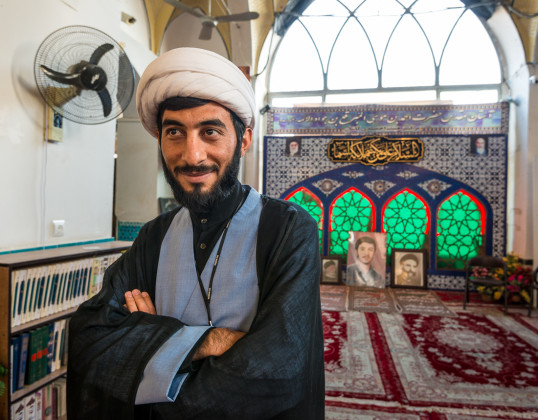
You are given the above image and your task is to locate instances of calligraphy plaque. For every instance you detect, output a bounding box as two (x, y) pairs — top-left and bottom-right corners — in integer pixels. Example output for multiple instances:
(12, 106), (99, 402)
(328, 136), (424, 166)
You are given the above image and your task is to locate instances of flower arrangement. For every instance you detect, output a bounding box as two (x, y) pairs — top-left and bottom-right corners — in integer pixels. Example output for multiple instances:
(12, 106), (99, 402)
(486, 252), (533, 303)
(503, 252), (532, 303)
(471, 266), (504, 301)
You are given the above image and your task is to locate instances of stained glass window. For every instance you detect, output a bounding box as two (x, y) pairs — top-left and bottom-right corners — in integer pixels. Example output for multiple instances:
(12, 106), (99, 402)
(285, 187), (323, 250)
(383, 189), (429, 257)
(329, 188), (374, 255)
(437, 190), (485, 269)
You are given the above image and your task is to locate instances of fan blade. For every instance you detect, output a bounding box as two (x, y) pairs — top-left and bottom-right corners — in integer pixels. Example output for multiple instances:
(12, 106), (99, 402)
(97, 88), (112, 117)
(41, 65), (80, 86)
(89, 43), (114, 65)
(45, 86), (80, 107)
(199, 22), (214, 40)
(214, 11), (259, 23)
(163, 0), (206, 19)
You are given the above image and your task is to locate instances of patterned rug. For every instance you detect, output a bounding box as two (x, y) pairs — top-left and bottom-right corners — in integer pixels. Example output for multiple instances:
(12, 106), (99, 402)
(321, 285), (349, 312)
(324, 310), (538, 419)
(390, 288), (456, 317)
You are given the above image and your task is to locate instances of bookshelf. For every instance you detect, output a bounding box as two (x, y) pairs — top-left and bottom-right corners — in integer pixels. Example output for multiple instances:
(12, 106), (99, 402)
(0, 241), (131, 419)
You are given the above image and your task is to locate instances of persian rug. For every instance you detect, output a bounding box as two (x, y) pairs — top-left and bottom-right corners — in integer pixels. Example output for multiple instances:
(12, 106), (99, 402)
(390, 288), (456, 317)
(324, 310), (538, 419)
(348, 287), (396, 313)
(320, 284), (349, 312)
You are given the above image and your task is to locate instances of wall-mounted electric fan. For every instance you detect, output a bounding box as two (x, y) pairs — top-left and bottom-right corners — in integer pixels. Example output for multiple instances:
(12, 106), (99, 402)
(34, 25), (135, 125)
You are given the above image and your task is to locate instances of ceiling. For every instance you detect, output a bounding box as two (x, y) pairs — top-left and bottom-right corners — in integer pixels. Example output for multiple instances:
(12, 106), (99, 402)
(141, 0), (538, 70)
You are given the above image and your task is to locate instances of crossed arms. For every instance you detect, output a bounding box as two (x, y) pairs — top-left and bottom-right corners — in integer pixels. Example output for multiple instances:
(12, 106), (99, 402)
(124, 289), (245, 360)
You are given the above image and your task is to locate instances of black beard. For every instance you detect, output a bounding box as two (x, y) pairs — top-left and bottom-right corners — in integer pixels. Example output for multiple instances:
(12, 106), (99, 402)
(161, 144), (241, 213)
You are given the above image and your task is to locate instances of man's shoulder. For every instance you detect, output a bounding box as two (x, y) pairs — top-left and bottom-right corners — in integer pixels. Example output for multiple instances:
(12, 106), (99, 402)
(259, 194), (316, 224)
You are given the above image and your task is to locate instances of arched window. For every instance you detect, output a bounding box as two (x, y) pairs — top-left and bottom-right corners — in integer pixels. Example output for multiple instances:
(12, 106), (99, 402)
(437, 190), (485, 269)
(329, 188), (374, 255)
(382, 188), (430, 256)
(266, 0), (502, 106)
(285, 187), (323, 250)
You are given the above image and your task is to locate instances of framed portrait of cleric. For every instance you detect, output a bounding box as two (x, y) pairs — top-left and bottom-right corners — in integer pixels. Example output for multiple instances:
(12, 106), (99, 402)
(345, 232), (387, 288)
(470, 135), (488, 156)
(285, 138), (302, 157)
(390, 249), (428, 289)
(321, 257), (342, 284)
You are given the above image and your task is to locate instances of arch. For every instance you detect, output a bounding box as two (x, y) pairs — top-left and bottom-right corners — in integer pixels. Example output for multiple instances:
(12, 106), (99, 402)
(329, 187), (375, 256)
(382, 188), (430, 257)
(285, 187), (323, 251)
(436, 189), (486, 269)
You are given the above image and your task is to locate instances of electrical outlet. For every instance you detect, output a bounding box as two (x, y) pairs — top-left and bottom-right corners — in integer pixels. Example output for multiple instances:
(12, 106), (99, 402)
(52, 220), (65, 237)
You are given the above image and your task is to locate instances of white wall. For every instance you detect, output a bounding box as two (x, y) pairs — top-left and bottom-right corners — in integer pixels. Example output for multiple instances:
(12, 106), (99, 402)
(488, 8), (534, 260)
(0, 0), (150, 252)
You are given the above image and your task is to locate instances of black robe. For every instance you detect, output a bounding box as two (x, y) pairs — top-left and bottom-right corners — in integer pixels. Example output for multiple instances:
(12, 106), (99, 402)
(67, 195), (325, 419)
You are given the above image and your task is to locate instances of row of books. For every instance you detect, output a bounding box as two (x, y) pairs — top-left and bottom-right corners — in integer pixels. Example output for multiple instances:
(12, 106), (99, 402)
(10, 253), (122, 327)
(10, 319), (69, 393)
(11, 378), (67, 420)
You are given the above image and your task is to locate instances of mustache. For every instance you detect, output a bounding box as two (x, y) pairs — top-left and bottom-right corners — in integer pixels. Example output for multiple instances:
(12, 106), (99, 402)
(173, 164), (219, 175)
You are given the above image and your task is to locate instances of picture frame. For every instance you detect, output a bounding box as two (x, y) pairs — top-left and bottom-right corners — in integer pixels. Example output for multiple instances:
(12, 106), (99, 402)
(321, 257), (342, 284)
(390, 249), (428, 289)
(345, 231), (387, 288)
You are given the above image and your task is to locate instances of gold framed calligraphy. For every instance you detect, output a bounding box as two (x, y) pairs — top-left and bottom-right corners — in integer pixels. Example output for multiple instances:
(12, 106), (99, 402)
(328, 136), (424, 166)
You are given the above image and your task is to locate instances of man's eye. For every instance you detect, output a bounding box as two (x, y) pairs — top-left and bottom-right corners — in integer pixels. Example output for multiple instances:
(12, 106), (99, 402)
(166, 128), (179, 136)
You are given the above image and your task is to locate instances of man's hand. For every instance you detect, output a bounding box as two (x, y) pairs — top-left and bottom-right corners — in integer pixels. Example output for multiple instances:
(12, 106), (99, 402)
(193, 328), (246, 361)
(124, 289), (157, 314)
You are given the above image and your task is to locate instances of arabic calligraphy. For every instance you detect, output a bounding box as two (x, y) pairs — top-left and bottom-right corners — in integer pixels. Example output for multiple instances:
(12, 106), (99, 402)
(267, 103), (508, 135)
(328, 137), (424, 166)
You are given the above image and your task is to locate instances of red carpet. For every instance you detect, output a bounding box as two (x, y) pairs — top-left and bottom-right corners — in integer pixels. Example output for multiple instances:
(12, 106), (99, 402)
(324, 305), (538, 419)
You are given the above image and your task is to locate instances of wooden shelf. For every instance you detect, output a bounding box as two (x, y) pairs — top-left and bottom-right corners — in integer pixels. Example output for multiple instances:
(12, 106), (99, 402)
(0, 240), (132, 419)
(11, 367), (67, 404)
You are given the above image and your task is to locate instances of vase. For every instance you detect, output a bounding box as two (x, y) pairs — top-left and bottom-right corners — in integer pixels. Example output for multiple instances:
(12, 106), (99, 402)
(509, 294), (522, 304)
(480, 294), (493, 303)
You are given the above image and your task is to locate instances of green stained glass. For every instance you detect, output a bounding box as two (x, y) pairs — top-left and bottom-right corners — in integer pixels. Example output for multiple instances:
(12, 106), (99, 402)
(286, 188), (323, 250)
(329, 190), (372, 255)
(437, 191), (483, 269)
(383, 190), (428, 257)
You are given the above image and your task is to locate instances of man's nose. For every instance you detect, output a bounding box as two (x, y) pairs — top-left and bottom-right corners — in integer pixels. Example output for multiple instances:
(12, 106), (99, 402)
(182, 134), (206, 165)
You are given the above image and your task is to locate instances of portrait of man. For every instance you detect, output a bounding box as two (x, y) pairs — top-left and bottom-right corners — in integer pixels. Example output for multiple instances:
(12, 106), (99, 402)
(391, 249), (426, 288)
(321, 258), (341, 284)
(285, 138), (301, 157)
(470, 135), (488, 156)
(345, 232), (386, 288)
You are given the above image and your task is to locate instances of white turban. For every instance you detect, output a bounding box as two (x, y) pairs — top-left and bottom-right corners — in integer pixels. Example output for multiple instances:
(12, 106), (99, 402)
(136, 47), (256, 138)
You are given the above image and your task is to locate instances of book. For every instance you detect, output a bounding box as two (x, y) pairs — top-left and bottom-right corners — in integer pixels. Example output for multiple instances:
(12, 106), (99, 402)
(46, 323), (55, 375)
(42, 383), (53, 420)
(24, 394), (36, 420)
(18, 332), (30, 389)
(25, 329), (39, 385)
(35, 389), (43, 420)
(11, 400), (25, 420)
(11, 270), (21, 327)
(11, 335), (20, 392)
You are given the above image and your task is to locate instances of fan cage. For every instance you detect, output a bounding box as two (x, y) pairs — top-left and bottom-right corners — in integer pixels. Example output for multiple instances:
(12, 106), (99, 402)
(34, 25), (135, 125)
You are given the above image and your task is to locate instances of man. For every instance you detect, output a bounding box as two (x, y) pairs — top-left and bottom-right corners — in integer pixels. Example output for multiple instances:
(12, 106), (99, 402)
(67, 48), (324, 420)
(472, 136), (487, 156)
(396, 253), (420, 286)
(286, 139), (301, 157)
(346, 236), (384, 288)
(322, 260), (338, 283)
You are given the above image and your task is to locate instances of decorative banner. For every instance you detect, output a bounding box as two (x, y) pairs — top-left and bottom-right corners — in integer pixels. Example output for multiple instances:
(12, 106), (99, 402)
(328, 136), (423, 165)
(266, 102), (508, 136)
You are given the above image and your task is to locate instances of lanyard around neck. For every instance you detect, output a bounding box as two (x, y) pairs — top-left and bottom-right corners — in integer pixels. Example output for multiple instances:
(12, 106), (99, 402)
(195, 193), (248, 326)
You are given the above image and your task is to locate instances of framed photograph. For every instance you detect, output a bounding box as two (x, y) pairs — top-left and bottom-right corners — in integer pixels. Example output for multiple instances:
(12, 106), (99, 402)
(345, 232), (387, 288)
(321, 257), (342, 284)
(470, 135), (488, 156)
(285, 138), (302, 157)
(391, 249), (428, 289)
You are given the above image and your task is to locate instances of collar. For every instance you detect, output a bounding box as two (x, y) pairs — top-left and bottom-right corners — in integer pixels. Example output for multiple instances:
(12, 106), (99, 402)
(188, 181), (247, 229)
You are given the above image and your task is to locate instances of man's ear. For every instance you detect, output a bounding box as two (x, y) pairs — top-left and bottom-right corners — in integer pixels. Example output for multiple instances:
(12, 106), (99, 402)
(241, 127), (253, 157)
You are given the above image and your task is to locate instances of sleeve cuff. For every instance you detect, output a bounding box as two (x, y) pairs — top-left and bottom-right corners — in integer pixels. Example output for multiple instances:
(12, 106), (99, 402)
(135, 325), (211, 404)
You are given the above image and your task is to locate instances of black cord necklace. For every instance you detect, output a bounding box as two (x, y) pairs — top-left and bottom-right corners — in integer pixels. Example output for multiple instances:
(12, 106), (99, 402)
(195, 193), (248, 326)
